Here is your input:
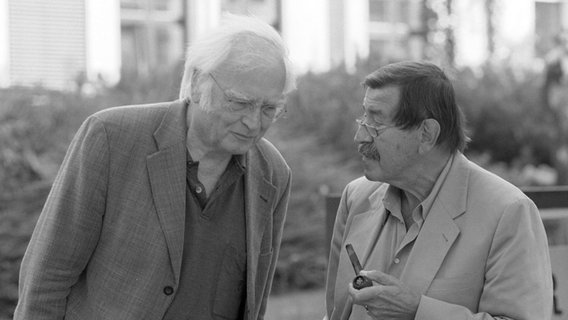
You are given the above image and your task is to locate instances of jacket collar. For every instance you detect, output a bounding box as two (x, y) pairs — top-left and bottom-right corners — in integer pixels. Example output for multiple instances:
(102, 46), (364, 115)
(244, 141), (276, 319)
(147, 100), (189, 283)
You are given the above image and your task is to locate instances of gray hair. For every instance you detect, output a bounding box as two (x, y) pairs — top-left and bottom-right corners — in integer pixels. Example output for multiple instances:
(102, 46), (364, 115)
(179, 14), (296, 102)
(364, 61), (470, 153)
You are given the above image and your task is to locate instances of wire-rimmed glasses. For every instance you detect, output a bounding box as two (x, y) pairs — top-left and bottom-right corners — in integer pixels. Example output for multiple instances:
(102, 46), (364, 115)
(209, 73), (286, 122)
(355, 116), (395, 138)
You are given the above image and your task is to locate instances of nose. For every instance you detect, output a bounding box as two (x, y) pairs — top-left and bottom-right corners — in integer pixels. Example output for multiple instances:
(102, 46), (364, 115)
(241, 106), (262, 130)
(354, 124), (372, 143)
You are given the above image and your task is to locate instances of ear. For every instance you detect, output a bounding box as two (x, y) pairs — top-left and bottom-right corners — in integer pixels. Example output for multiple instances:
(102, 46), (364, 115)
(418, 118), (440, 154)
(190, 69), (202, 103)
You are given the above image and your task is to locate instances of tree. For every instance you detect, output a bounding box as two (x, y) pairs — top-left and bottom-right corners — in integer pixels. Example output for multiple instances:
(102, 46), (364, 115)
(421, 0), (456, 66)
(542, 35), (568, 184)
(485, 0), (496, 59)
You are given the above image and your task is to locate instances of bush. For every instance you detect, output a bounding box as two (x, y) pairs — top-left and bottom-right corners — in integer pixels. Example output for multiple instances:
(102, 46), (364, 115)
(455, 64), (558, 166)
(0, 60), (564, 317)
(0, 68), (181, 317)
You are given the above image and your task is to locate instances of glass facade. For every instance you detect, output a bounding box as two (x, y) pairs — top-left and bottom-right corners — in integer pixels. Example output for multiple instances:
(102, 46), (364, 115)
(368, 0), (421, 62)
(120, 0), (185, 78)
(535, 1), (564, 57)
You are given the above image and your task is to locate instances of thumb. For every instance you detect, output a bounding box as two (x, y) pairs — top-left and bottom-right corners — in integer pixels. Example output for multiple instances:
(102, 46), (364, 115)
(360, 270), (399, 286)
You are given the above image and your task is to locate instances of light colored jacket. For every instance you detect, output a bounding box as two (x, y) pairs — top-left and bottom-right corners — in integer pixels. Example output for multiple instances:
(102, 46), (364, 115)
(325, 153), (553, 320)
(15, 100), (291, 320)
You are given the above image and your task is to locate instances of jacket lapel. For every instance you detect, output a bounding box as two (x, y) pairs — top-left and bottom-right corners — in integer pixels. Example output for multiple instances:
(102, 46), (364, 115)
(334, 185), (389, 320)
(361, 187), (390, 266)
(343, 186), (389, 266)
(147, 100), (188, 283)
(401, 206), (460, 294)
(244, 147), (275, 319)
(400, 153), (470, 294)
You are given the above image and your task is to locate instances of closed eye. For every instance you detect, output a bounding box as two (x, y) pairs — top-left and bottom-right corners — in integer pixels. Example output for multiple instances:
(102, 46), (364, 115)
(226, 98), (252, 111)
(262, 104), (277, 111)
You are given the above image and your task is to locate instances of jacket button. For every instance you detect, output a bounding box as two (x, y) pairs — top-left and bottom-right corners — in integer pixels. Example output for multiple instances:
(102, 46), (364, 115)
(163, 286), (174, 295)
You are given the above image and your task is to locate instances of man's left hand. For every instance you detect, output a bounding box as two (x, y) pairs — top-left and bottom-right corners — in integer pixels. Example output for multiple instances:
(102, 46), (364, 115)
(348, 270), (421, 320)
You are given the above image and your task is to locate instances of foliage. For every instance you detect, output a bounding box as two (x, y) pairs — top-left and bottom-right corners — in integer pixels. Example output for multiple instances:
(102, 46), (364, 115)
(266, 67), (365, 292)
(0, 67), (181, 318)
(0, 60), (564, 316)
(454, 64), (559, 168)
(1, 88), (89, 196)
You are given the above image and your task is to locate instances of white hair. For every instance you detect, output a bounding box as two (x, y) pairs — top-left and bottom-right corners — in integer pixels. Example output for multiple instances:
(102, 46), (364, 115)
(179, 14), (296, 102)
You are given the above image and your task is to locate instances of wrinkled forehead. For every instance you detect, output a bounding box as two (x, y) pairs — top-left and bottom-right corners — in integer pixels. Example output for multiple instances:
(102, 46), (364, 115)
(363, 85), (400, 119)
(219, 33), (285, 75)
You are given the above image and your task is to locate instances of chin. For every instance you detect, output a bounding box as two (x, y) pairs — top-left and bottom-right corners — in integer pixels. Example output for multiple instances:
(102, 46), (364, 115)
(224, 134), (259, 153)
(363, 172), (382, 182)
(362, 163), (384, 182)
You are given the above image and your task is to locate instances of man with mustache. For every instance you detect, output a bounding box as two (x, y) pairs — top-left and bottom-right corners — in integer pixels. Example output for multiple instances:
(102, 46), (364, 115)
(15, 14), (295, 320)
(324, 61), (552, 319)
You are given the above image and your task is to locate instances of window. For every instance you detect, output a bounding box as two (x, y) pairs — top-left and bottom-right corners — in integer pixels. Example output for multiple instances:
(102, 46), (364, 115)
(120, 0), (185, 77)
(153, 0), (175, 11)
(535, 1), (563, 57)
(121, 0), (178, 11)
(121, 0), (143, 9)
(369, 0), (411, 24)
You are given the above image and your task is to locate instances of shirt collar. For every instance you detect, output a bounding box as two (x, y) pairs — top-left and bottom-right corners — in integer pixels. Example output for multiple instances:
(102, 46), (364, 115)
(233, 154), (246, 170)
(187, 150), (246, 172)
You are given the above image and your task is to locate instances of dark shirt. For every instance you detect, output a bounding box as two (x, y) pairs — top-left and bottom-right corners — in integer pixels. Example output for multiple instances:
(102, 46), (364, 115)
(163, 153), (247, 320)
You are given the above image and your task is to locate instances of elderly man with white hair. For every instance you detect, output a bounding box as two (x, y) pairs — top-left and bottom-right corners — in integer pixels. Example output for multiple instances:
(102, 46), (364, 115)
(15, 14), (296, 320)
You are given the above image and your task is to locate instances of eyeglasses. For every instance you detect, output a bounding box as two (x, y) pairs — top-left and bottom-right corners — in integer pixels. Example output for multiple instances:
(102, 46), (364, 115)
(209, 73), (286, 122)
(355, 116), (394, 138)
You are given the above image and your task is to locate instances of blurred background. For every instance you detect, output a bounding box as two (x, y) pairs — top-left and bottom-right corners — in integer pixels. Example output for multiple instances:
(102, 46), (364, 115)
(2, 0), (568, 319)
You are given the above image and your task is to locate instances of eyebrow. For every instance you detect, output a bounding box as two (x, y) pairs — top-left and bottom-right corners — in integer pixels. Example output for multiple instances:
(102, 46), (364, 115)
(225, 89), (285, 107)
(362, 104), (386, 118)
(223, 89), (250, 101)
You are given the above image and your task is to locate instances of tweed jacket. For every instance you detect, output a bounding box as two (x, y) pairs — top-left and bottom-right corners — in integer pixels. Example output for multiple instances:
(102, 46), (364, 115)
(15, 100), (291, 320)
(325, 153), (553, 320)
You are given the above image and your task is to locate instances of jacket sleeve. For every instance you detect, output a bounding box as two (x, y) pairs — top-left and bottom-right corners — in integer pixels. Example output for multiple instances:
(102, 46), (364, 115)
(14, 116), (109, 319)
(415, 198), (553, 320)
(257, 168), (292, 319)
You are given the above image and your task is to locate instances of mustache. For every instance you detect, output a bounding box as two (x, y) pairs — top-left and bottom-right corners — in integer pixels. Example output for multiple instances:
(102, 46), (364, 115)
(358, 142), (380, 160)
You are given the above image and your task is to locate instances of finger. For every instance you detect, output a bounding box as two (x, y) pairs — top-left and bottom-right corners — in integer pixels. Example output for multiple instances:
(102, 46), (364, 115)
(348, 283), (359, 303)
(360, 270), (400, 286)
(348, 281), (384, 303)
(348, 282), (369, 302)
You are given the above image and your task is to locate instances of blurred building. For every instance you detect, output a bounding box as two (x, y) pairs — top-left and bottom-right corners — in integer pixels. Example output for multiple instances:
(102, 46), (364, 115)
(0, 0), (120, 89)
(1, 0), (568, 90)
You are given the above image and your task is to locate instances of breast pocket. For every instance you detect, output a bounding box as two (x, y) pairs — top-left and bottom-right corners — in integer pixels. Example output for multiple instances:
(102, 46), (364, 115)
(213, 246), (247, 320)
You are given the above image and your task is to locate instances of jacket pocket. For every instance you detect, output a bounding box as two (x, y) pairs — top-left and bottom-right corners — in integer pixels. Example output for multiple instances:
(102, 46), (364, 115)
(254, 249), (273, 302)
